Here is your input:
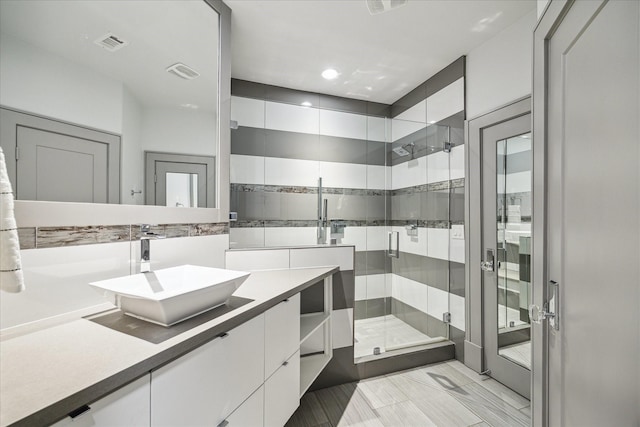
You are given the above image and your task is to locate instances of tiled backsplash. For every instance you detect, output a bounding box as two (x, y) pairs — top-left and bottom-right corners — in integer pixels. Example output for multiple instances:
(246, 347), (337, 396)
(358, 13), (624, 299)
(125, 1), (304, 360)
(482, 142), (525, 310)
(17, 222), (229, 250)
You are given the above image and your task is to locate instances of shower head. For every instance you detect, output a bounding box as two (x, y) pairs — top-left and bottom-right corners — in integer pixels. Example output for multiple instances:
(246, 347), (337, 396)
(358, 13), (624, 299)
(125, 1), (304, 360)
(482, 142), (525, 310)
(392, 146), (410, 157)
(392, 142), (415, 158)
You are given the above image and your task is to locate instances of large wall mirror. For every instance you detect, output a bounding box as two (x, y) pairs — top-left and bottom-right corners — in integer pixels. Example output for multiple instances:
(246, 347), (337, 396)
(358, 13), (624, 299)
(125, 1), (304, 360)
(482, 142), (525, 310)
(0, 0), (230, 224)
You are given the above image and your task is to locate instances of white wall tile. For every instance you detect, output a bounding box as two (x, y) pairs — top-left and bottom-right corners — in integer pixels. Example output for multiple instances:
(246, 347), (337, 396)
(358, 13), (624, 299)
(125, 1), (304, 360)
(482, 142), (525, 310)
(264, 227), (317, 247)
(366, 274), (390, 299)
(320, 109), (367, 140)
(427, 151), (450, 184)
(427, 286), (449, 319)
(391, 274), (427, 314)
(264, 157), (319, 187)
(391, 156), (426, 190)
(318, 161), (367, 189)
(450, 144), (465, 180)
(391, 118), (426, 142)
(229, 227), (265, 249)
(426, 78), (464, 124)
(225, 248), (290, 271)
(365, 227), (387, 251)
(290, 246), (354, 271)
(332, 308), (354, 349)
(427, 228), (450, 261)
(355, 276), (367, 301)
(366, 165), (388, 190)
(367, 116), (388, 143)
(1, 242), (130, 329)
(449, 231), (465, 264)
(395, 100), (426, 124)
(230, 154), (265, 185)
(132, 235), (228, 274)
(449, 294), (466, 331)
(265, 101), (319, 135)
(231, 96), (265, 129)
(339, 226), (367, 252)
(392, 226), (428, 257)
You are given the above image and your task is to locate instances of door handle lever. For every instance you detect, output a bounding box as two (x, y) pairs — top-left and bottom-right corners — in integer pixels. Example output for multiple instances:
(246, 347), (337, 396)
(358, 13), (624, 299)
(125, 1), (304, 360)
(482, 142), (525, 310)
(481, 249), (495, 272)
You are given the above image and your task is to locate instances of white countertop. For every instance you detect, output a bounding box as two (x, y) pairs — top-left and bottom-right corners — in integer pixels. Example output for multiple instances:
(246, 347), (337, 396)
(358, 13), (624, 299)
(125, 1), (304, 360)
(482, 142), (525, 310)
(0, 267), (337, 427)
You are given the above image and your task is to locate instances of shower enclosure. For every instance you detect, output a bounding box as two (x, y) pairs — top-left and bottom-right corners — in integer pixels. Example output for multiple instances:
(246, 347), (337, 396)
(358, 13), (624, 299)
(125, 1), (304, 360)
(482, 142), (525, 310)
(229, 74), (465, 364)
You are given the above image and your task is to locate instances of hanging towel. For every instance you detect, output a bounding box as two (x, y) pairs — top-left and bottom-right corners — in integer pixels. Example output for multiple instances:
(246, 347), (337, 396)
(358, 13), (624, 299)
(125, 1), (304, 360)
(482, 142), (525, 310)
(0, 147), (25, 293)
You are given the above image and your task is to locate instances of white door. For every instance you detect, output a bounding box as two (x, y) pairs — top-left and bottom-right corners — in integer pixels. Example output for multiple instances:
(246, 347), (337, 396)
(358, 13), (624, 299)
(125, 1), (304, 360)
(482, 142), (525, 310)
(533, 1), (639, 426)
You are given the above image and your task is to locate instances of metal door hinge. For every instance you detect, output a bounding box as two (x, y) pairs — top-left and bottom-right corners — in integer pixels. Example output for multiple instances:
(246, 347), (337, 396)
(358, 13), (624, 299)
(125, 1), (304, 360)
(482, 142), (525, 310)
(154, 173), (157, 183)
(443, 312), (451, 324)
(15, 146), (19, 160)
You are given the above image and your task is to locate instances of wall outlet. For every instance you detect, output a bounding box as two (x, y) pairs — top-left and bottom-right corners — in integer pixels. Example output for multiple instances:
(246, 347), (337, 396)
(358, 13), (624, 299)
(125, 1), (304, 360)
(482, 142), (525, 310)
(451, 224), (464, 240)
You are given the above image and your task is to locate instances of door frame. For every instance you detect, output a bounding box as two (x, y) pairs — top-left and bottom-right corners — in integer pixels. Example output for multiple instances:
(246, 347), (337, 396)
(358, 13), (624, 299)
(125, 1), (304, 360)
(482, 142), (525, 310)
(464, 96), (531, 375)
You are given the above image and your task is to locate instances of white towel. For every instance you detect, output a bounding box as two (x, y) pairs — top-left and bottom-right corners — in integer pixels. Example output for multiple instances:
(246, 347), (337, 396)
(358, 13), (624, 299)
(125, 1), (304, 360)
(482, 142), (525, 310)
(0, 147), (25, 293)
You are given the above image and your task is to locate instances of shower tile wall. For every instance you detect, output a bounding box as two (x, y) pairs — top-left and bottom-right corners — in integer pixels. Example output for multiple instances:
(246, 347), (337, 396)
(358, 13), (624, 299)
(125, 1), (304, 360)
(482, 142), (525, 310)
(229, 56), (467, 361)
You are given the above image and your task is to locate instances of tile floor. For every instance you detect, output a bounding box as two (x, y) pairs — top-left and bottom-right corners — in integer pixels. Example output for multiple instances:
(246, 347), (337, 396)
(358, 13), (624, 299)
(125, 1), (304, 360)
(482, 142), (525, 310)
(286, 360), (530, 427)
(354, 315), (445, 359)
(499, 341), (531, 370)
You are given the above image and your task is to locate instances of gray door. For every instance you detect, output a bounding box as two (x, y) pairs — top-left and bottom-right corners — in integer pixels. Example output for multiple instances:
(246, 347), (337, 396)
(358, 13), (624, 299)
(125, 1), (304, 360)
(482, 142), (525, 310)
(533, 1), (639, 426)
(481, 111), (532, 399)
(0, 108), (121, 203)
(145, 151), (215, 208)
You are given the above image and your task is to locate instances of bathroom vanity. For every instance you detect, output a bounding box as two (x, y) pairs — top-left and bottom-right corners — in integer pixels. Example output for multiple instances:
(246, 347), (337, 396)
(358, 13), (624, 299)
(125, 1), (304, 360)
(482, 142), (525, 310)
(0, 267), (336, 427)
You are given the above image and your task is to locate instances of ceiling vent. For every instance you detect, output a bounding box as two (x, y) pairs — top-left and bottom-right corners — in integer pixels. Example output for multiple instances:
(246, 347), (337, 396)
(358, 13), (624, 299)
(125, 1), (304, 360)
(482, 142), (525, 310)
(166, 63), (200, 80)
(94, 33), (128, 52)
(366, 0), (408, 15)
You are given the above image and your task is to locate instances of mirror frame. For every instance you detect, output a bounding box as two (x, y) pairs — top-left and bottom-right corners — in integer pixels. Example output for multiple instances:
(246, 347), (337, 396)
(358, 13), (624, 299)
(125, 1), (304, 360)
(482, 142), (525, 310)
(13, 0), (231, 227)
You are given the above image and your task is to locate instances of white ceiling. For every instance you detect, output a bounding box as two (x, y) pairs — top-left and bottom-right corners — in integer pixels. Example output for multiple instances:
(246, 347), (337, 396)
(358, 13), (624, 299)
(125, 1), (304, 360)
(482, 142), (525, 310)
(0, 1), (218, 112)
(226, 0), (536, 104)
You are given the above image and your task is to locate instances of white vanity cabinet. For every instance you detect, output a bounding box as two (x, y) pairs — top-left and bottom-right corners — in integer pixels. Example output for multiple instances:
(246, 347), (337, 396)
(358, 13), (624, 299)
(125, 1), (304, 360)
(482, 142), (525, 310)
(265, 294), (301, 379)
(150, 314), (265, 426)
(265, 350), (300, 427)
(50, 375), (150, 427)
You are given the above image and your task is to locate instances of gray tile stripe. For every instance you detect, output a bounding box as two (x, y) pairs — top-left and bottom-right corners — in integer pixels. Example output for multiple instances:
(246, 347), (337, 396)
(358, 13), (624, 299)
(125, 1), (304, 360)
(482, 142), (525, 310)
(232, 78), (392, 118)
(391, 297), (448, 339)
(354, 298), (391, 320)
(497, 149), (532, 175)
(231, 219), (389, 228)
(232, 127), (387, 166)
(19, 223), (229, 250)
(391, 56), (465, 118)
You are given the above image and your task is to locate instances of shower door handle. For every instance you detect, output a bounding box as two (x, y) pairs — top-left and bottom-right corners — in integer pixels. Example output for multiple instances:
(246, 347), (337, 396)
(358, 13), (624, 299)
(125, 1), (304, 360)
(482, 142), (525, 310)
(387, 231), (399, 258)
(480, 249), (495, 272)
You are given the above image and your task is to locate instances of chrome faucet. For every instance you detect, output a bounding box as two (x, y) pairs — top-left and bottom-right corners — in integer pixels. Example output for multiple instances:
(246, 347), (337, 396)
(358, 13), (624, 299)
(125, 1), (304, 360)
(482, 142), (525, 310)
(140, 224), (166, 273)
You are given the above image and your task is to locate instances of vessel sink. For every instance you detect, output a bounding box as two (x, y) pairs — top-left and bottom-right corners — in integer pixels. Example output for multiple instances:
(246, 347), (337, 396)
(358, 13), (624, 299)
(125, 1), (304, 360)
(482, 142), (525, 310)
(89, 265), (251, 326)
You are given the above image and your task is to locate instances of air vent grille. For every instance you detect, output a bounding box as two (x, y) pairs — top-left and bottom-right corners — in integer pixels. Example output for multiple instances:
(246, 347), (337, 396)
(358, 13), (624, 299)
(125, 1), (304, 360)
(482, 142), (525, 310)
(94, 33), (128, 52)
(166, 63), (200, 80)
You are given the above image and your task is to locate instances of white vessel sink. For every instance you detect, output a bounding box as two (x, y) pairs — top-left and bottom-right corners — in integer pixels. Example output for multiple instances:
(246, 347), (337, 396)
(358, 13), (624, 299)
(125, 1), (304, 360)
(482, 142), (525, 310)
(89, 265), (251, 326)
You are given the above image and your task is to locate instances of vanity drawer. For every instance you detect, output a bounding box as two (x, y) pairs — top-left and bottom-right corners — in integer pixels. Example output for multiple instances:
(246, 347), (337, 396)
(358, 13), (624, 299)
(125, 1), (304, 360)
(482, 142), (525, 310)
(220, 385), (264, 427)
(151, 314), (265, 426)
(264, 293), (300, 380)
(264, 350), (300, 427)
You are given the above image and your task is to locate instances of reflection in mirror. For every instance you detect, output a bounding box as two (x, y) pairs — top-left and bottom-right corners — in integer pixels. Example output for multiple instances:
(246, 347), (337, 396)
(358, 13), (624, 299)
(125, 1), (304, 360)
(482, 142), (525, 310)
(0, 0), (219, 207)
(496, 132), (532, 369)
(166, 173), (199, 208)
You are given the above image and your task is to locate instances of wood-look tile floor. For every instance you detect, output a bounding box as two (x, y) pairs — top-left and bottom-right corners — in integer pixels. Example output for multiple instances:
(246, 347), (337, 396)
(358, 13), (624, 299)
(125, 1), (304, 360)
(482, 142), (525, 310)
(286, 360), (530, 427)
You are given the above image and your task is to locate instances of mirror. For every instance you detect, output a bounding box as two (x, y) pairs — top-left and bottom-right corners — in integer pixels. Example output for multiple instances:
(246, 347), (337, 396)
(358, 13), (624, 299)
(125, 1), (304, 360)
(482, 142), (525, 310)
(0, 0), (219, 208)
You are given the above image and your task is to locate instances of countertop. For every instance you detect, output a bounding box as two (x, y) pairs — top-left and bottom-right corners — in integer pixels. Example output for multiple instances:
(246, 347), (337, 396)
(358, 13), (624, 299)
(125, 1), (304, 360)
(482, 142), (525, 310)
(0, 267), (338, 427)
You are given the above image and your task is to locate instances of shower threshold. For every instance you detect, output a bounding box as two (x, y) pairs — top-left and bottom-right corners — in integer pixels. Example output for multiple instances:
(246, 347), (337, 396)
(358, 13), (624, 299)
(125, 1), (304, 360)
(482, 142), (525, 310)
(354, 314), (447, 361)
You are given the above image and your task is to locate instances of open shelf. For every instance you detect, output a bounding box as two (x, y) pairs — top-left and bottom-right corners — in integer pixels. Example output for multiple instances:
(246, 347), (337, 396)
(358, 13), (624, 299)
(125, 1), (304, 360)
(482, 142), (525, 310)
(300, 312), (330, 344)
(300, 352), (332, 397)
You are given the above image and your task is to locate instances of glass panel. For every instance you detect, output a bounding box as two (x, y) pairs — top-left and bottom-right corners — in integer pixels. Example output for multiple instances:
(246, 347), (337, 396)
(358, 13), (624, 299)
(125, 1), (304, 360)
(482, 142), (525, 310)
(166, 172), (198, 208)
(496, 132), (532, 369)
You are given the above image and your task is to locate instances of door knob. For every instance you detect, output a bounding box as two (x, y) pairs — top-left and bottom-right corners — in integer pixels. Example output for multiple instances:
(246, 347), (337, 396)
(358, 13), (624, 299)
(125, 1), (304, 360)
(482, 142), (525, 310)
(528, 303), (555, 324)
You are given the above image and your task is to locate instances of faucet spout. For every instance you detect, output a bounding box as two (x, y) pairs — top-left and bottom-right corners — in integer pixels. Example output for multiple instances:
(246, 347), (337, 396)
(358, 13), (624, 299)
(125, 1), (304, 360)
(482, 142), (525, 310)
(140, 225), (166, 273)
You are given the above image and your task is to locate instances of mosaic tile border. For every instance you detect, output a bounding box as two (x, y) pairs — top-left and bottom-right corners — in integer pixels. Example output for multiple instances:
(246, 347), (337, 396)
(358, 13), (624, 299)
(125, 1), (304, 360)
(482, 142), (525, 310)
(17, 222), (229, 250)
(232, 178), (464, 196)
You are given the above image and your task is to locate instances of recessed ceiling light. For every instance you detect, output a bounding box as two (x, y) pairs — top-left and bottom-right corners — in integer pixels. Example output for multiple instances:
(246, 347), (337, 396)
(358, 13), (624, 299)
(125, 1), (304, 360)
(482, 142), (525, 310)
(301, 101), (313, 107)
(322, 68), (339, 80)
(429, 120), (436, 124)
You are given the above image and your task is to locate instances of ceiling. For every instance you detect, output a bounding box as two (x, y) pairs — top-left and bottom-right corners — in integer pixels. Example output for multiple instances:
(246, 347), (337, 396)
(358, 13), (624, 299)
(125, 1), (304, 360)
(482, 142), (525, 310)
(226, 0), (536, 104)
(0, 1), (218, 112)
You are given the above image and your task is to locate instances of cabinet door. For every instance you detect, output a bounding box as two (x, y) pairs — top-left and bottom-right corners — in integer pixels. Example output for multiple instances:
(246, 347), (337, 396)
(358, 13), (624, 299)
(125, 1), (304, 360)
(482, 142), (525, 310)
(221, 386), (264, 427)
(151, 314), (265, 426)
(264, 294), (300, 380)
(264, 351), (300, 427)
(50, 375), (150, 427)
